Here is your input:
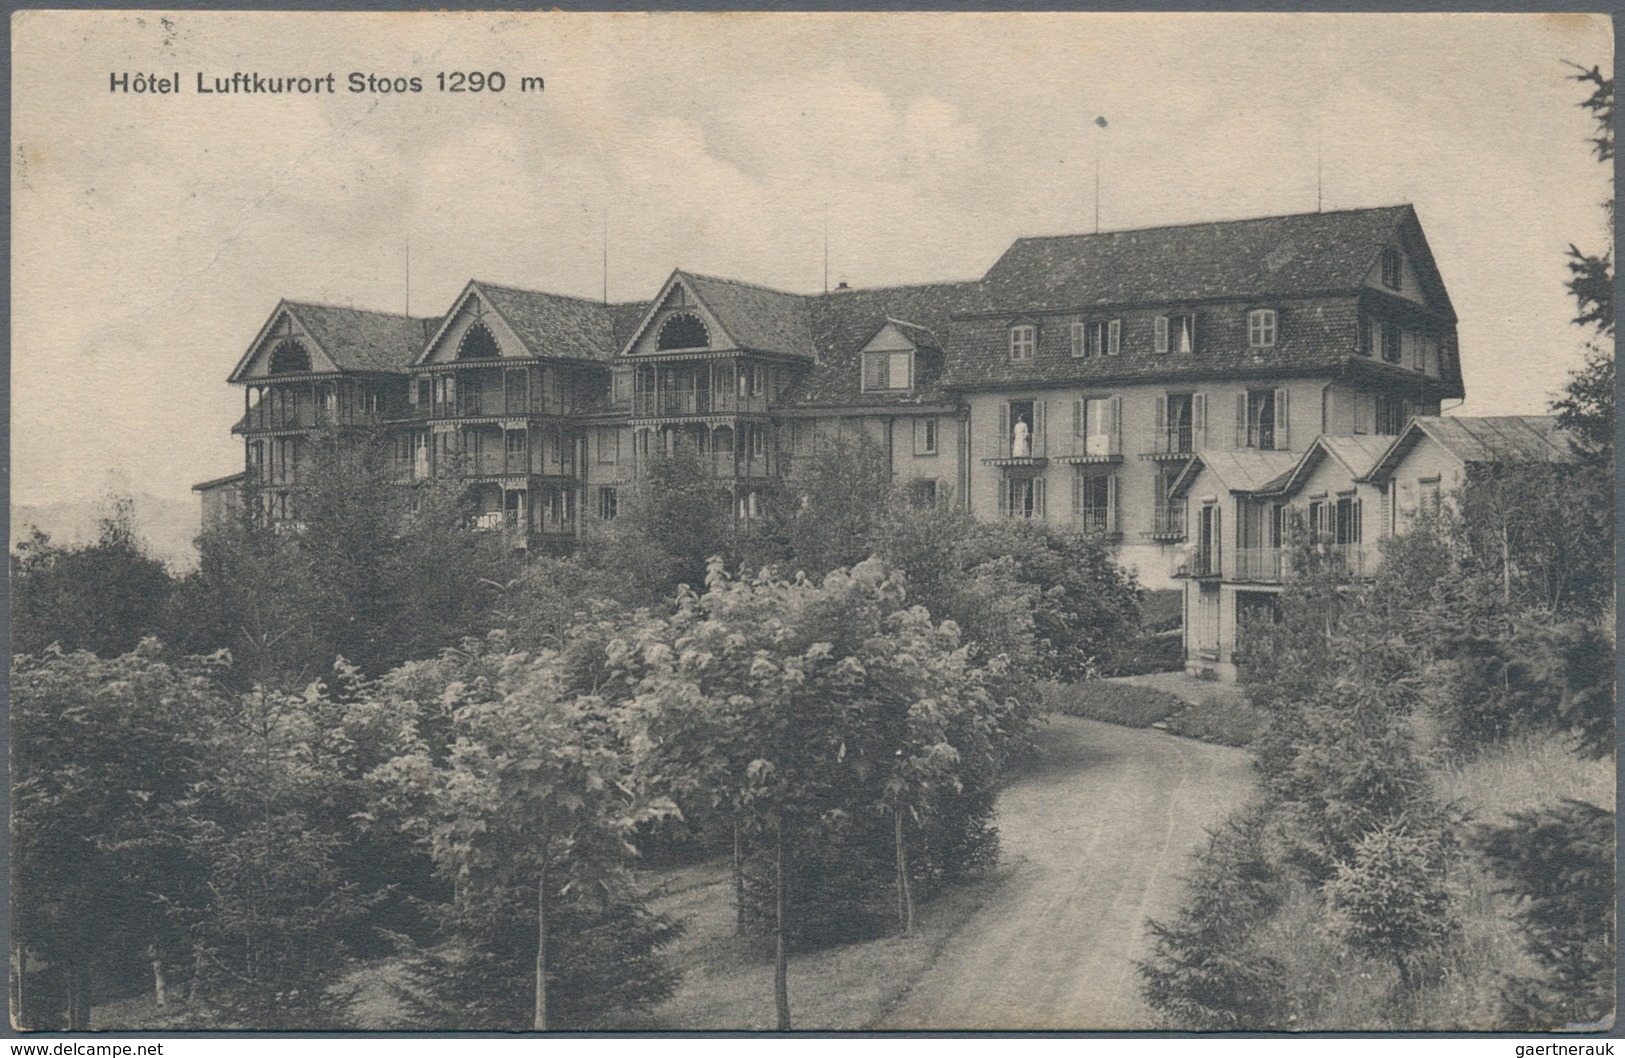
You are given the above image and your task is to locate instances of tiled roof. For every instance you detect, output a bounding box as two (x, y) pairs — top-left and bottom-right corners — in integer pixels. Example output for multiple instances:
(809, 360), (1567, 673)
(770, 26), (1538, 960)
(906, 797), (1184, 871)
(607, 300), (652, 350)
(782, 281), (988, 409)
(979, 205), (1416, 314)
(938, 299), (1363, 390)
(682, 272), (817, 359)
(285, 303), (439, 373)
(884, 318), (944, 351)
(476, 281), (627, 362)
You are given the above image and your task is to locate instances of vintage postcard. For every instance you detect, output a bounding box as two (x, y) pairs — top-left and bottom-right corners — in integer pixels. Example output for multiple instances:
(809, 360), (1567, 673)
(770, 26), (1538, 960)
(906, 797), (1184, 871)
(9, 9), (1614, 1037)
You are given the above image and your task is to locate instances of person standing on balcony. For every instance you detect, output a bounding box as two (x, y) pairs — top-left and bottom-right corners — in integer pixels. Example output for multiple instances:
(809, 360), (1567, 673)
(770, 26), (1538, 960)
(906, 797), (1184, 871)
(1012, 414), (1031, 458)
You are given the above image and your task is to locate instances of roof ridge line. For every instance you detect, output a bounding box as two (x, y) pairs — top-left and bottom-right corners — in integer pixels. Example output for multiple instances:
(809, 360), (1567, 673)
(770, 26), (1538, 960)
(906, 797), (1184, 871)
(679, 270), (811, 298)
(471, 279), (615, 307)
(1009, 203), (1414, 244)
(284, 299), (436, 322)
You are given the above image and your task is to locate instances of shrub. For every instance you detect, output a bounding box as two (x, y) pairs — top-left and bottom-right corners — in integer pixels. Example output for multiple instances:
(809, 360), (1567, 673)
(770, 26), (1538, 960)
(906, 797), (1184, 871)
(1141, 807), (1295, 1030)
(1043, 681), (1184, 728)
(1479, 799), (1616, 1029)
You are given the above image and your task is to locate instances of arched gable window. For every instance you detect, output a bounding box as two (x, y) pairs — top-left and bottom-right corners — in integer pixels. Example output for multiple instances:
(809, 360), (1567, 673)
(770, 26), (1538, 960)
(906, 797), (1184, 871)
(269, 339), (311, 374)
(458, 321), (502, 360)
(657, 312), (710, 351)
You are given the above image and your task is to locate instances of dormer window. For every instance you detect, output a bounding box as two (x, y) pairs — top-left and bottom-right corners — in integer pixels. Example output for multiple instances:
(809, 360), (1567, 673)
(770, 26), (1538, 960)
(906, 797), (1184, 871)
(1248, 309), (1277, 349)
(1009, 323), (1036, 361)
(1380, 246), (1402, 290)
(269, 339), (311, 374)
(1155, 312), (1196, 354)
(656, 312), (709, 351)
(457, 321), (501, 360)
(862, 350), (913, 391)
(1073, 319), (1120, 357)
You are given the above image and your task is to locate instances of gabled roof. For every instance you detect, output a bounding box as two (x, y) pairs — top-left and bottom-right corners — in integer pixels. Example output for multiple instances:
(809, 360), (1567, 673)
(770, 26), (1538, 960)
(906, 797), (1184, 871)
(782, 281), (988, 409)
(870, 317), (944, 351)
(680, 272), (817, 359)
(1257, 434), (1395, 494)
(979, 204), (1420, 314)
(1170, 450), (1300, 498)
(415, 280), (631, 366)
(229, 300), (437, 382)
(1367, 415), (1576, 480)
(192, 471), (246, 493)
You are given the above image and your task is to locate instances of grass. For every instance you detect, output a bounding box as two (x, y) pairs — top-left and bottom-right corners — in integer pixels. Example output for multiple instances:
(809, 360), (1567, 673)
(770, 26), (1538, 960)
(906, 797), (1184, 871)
(1435, 730), (1615, 822)
(625, 859), (1007, 1030)
(90, 856), (1004, 1032)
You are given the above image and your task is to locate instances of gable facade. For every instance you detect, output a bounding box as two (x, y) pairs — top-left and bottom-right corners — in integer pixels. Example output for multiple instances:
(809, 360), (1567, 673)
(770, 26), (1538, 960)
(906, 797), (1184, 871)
(201, 204), (1472, 621)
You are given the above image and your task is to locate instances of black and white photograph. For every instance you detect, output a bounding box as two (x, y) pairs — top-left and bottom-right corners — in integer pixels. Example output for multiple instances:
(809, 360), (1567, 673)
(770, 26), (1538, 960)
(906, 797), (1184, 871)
(8, 9), (1616, 1037)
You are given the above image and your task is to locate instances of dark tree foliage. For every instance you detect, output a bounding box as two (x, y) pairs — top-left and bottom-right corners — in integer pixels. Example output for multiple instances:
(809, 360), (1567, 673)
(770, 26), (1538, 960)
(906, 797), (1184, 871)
(9, 643), (217, 1029)
(1325, 821), (1458, 995)
(579, 445), (737, 600)
(399, 861), (683, 1030)
(11, 500), (174, 658)
(165, 430), (521, 686)
(1479, 800), (1615, 1030)
(1140, 808), (1295, 1030)
(749, 432), (898, 578)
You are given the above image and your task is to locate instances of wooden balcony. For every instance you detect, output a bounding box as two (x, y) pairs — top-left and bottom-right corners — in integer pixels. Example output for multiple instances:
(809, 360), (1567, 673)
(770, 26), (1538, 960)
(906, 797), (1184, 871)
(1147, 502), (1186, 541)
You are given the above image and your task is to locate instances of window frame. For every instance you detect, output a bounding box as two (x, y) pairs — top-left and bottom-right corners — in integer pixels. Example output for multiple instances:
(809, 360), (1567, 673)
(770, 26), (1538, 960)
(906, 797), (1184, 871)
(861, 349), (915, 392)
(913, 416), (939, 456)
(1009, 323), (1037, 361)
(1247, 309), (1278, 349)
(1380, 246), (1402, 290)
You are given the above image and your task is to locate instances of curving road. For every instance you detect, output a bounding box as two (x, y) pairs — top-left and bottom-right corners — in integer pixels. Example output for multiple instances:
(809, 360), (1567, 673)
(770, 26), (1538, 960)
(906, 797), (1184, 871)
(878, 716), (1255, 1031)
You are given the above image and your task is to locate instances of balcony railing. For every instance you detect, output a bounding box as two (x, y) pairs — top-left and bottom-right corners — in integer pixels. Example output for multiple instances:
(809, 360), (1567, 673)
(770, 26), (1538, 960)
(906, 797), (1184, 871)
(1228, 543), (1376, 582)
(1175, 547), (1221, 579)
(632, 390), (770, 417)
(1056, 434), (1123, 461)
(1074, 506), (1118, 534)
(1141, 425), (1197, 458)
(1149, 502), (1186, 540)
(1234, 547), (1284, 583)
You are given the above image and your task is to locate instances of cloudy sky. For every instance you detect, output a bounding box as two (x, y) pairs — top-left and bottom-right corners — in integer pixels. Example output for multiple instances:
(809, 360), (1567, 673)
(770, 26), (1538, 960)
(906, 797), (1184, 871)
(11, 11), (1612, 513)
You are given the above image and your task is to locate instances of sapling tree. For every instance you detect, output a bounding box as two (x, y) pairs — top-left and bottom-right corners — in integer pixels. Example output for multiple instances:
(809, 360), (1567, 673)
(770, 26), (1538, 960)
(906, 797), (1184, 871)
(382, 636), (681, 1030)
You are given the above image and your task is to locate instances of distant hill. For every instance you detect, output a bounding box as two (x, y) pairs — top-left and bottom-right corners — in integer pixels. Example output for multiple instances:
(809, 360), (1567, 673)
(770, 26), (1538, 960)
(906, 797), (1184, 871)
(11, 492), (202, 571)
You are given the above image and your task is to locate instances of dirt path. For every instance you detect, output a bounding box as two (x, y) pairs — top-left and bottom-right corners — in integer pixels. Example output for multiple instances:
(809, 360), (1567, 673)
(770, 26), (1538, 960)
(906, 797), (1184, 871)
(878, 716), (1254, 1030)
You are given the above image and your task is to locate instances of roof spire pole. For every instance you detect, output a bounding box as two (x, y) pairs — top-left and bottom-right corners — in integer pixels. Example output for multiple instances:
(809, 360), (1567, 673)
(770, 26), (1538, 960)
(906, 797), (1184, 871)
(823, 203), (830, 295)
(603, 213), (609, 305)
(1093, 116), (1109, 234)
(1317, 118), (1324, 213)
(404, 236), (410, 316)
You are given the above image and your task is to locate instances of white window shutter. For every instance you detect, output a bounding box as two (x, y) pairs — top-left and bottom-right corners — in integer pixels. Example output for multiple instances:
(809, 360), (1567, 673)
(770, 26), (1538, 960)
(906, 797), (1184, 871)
(998, 403), (1010, 458)
(1033, 401), (1047, 457)
(1275, 388), (1291, 450)
(1108, 319), (1121, 355)
(1155, 315), (1169, 354)
(1034, 477), (1046, 519)
(1073, 399), (1084, 440)
(1110, 396), (1123, 452)
(1193, 394), (1207, 448)
(1071, 322), (1085, 358)
(1236, 393), (1248, 448)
